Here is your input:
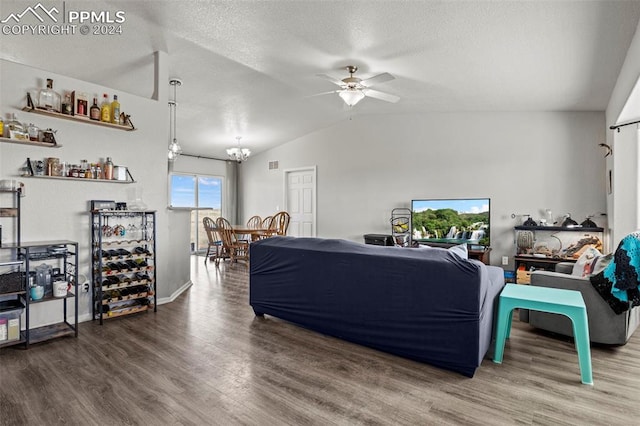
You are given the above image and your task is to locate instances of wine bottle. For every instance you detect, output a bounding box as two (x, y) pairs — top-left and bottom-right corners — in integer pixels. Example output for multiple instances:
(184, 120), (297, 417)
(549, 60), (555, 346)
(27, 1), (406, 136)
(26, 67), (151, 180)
(100, 93), (111, 123)
(111, 95), (120, 124)
(90, 98), (100, 120)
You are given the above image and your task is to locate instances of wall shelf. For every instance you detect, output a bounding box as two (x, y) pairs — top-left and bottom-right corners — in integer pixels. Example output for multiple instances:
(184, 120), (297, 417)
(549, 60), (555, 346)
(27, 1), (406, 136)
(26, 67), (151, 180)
(22, 107), (135, 131)
(24, 175), (135, 184)
(0, 136), (62, 148)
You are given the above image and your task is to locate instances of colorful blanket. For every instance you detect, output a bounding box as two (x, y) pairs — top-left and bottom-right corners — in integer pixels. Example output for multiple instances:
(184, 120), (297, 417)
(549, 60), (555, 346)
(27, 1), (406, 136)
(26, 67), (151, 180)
(590, 232), (640, 314)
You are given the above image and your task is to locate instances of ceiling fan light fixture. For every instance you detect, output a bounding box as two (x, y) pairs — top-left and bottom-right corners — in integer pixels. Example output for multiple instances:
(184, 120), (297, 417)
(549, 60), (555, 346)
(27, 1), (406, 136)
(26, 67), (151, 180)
(339, 89), (365, 107)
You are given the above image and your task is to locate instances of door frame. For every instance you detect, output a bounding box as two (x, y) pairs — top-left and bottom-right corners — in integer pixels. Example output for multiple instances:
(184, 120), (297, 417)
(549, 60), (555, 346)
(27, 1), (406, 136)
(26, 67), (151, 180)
(283, 166), (317, 237)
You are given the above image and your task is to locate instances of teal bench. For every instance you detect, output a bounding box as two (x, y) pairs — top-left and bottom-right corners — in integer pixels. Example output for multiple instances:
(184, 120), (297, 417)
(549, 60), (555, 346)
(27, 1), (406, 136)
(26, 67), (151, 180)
(493, 283), (593, 385)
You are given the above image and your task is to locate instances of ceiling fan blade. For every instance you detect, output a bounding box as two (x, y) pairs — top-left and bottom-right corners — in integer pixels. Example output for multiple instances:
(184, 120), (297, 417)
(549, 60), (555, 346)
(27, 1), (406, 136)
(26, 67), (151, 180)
(360, 72), (395, 87)
(308, 90), (340, 98)
(316, 73), (345, 87)
(362, 88), (400, 103)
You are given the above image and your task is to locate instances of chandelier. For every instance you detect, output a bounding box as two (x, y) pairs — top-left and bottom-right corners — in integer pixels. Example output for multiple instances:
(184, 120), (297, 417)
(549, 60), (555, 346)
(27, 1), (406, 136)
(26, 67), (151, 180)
(227, 136), (251, 162)
(168, 78), (183, 162)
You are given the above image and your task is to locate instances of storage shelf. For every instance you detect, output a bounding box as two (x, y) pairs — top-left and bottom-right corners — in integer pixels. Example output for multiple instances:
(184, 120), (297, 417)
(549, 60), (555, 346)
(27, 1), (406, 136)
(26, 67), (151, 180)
(102, 265), (154, 276)
(23, 175), (135, 184)
(0, 136), (61, 148)
(28, 322), (75, 344)
(514, 255), (577, 264)
(29, 292), (75, 304)
(97, 239), (154, 246)
(22, 106), (135, 131)
(2, 239), (77, 249)
(100, 279), (154, 291)
(0, 260), (24, 267)
(90, 209), (157, 215)
(101, 291), (153, 305)
(103, 304), (151, 319)
(0, 331), (27, 349)
(0, 208), (18, 217)
(97, 253), (153, 262)
(514, 225), (604, 232)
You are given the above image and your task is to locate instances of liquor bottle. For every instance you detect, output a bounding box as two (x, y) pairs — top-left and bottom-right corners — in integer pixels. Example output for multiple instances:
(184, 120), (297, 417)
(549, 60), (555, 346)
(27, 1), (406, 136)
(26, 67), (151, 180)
(90, 98), (100, 120)
(62, 94), (72, 115)
(104, 157), (114, 180)
(111, 95), (120, 124)
(37, 78), (61, 113)
(100, 93), (111, 123)
(6, 113), (24, 134)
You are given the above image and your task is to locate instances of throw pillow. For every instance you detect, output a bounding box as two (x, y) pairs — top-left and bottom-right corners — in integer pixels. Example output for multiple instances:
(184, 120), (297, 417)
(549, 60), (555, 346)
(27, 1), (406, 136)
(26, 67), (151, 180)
(571, 246), (602, 277)
(589, 253), (613, 276)
(448, 243), (468, 260)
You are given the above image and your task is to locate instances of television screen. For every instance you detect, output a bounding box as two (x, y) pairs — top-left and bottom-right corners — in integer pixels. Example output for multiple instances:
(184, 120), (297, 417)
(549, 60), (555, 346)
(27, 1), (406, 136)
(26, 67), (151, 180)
(411, 198), (490, 247)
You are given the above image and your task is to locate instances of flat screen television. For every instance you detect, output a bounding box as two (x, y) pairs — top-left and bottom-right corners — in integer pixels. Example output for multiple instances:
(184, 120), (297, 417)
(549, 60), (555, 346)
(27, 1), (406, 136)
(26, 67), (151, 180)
(411, 198), (490, 247)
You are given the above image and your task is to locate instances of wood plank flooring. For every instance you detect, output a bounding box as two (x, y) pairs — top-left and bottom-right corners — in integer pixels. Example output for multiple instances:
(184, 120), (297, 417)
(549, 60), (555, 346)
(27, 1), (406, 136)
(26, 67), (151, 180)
(2, 256), (640, 425)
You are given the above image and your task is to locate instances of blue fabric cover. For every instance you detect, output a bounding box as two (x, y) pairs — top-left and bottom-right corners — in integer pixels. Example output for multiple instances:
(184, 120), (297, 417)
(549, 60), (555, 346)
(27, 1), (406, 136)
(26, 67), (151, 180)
(249, 237), (505, 377)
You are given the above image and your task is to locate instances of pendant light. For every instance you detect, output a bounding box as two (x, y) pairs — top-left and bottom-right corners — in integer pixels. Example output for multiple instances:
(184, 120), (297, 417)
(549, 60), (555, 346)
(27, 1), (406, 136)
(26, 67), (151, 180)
(168, 78), (183, 161)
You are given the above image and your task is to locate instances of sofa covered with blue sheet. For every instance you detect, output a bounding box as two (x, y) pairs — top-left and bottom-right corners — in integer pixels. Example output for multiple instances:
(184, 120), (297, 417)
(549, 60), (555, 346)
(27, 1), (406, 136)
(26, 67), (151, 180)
(249, 237), (505, 377)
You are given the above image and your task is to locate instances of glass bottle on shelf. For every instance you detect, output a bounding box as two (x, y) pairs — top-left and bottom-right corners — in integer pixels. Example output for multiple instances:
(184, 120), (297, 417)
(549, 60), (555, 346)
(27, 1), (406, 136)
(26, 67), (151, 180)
(90, 97), (100, 121)
(100, 93), (111, 123)
(6, 114), (24, 134)
(111, 95), (120, 124)
(62, 93), (73, 115)
(37, 78), (62, 113)
(27, 123), (39, 141)
(104, 157), (114, 180)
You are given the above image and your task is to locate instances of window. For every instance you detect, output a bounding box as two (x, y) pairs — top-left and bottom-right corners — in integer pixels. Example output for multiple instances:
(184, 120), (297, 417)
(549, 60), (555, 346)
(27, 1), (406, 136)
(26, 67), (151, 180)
(170, 173), (223, 252)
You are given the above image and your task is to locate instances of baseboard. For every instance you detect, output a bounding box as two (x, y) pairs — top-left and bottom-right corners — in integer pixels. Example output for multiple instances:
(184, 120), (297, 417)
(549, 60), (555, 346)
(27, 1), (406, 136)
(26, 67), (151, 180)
(27, 280), (194, 328)
(157, 280), (193, 305)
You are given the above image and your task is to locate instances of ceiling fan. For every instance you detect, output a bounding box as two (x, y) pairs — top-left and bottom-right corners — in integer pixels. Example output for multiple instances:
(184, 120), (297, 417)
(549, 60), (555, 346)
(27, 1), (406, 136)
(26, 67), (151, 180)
(316, 65), (400, 107)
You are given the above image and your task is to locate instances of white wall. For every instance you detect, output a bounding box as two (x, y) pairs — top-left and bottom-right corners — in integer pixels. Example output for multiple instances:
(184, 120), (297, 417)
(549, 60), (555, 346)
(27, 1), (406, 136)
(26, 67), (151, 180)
(0, 59), (191, 325)
(240, 111), (607, 268)
(606, 19), (640, 246)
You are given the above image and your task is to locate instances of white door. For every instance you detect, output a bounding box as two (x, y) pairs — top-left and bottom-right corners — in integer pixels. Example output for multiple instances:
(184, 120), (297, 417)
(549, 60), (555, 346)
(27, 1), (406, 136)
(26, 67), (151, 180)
(285, 167), (316, 237)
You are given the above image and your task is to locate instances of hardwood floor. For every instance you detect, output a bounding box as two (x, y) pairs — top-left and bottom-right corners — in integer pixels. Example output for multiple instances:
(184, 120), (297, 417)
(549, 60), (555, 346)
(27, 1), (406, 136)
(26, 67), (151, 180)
(2, 256), (640, 425)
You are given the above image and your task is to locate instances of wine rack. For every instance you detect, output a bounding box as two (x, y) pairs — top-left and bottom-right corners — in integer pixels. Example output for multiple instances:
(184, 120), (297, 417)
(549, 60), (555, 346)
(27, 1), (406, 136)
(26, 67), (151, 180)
(91, 210), (156, 324)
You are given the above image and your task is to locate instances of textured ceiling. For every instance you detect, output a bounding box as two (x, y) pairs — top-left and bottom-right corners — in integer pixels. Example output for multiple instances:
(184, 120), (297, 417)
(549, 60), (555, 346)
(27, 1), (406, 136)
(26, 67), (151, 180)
(1, 0), (640, 158)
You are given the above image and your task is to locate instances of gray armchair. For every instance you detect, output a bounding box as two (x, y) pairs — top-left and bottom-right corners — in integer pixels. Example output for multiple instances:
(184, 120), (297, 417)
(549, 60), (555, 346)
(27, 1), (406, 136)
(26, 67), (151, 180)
(529, 263), (640, 345)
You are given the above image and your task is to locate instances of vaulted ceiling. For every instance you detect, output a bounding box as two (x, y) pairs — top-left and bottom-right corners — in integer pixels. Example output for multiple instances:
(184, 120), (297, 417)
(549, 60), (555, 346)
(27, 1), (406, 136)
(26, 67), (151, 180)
(2, 0), (640, 158)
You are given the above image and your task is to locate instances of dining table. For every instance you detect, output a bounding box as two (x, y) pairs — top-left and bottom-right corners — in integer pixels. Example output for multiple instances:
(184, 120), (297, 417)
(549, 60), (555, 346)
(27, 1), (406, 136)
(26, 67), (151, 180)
(231, 226), (270, 242)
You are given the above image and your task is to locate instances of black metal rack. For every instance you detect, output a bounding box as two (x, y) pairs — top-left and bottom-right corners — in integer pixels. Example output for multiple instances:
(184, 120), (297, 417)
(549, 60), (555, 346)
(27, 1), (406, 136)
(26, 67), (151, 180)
(90, 210), (157, 325)
(0, 240), (79, 348)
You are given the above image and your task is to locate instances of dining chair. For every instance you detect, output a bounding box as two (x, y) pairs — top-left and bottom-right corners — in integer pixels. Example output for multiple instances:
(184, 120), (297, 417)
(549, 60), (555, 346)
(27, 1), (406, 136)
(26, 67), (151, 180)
(271, 211), (291, 236)
(216, 217), (249, 263)
(255, 216), (274, 240)
(247, 215), (262, 229)
(240, 215), (263, 243)
(261, 216), (273, 229)
(203, 216), (224, 266)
